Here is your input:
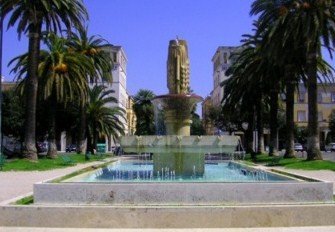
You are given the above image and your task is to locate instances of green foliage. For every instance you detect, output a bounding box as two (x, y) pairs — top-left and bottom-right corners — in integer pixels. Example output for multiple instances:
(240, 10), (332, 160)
(12, 33), (93, 105)
(15, 195), (34, 205)
(190, 113), (205, 135)
(1, 153), (106, 171)
(207, 105), (244, 134)
(0, 0), (88, 38)
(66, 28), (113, 83)
(86, 85), (125, 150)
(133, 89), (156, 135)
(245, 153), (335, 171)
(2, 0), (89, 159)
(2, 89), (25, 139)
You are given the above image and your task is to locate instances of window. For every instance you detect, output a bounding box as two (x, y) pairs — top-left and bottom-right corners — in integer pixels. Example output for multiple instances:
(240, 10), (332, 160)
(318, 111), (323, 122)
(297, 111), (307, 122)
(331, 92), (335, 102)
(298, 92), (305, 103)
(318, 93), (323, 103)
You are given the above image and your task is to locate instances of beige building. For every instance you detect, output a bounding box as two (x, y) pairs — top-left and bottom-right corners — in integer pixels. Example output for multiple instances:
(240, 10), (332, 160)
(211, 46), (239, 107)
(202, 46), (239, 135)
(294, 83), (335, 142)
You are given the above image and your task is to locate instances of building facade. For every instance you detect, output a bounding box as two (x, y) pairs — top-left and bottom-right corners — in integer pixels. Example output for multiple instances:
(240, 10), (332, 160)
(211, 46), (239, 107)
(202, 46), (238, 134)
(294, 83), (335, 144)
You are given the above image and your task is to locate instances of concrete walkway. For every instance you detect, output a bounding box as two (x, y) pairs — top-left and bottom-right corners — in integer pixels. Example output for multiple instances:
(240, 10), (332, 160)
(268, 167), (335, 194)
(0, 158), (114, 204)
(1, 227), (335, 232)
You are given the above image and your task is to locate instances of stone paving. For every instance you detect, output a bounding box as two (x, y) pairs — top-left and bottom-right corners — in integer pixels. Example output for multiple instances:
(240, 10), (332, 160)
(0, 158), (114, 204)
(1, 226), (335, 232)
(271, 167), (335, 193)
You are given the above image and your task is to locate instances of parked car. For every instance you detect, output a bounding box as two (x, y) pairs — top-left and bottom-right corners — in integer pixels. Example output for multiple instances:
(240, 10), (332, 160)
(66, 144), (77, 152)
(294, 143), (304, 151)
(325, 143), (335, 152)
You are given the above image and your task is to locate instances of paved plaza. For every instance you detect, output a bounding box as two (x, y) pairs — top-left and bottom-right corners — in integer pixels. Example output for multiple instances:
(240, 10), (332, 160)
(0, 159), (113, 204)
(1, 227), (335, 232)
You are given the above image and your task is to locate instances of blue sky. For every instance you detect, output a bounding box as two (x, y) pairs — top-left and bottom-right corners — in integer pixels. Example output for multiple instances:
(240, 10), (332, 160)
(2, 0), (254, 98)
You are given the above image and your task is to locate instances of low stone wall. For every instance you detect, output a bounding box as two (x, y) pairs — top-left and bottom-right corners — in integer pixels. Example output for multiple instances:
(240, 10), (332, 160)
(1, 204), (335, 228)
(34, 181), (333, 205)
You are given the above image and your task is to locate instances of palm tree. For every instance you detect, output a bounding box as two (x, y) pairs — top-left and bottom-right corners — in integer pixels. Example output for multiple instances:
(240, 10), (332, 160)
(11, 33), (93, 158)
(86, 85), (125, 153)
(224, 30), (279, 155)
(133, 89), (156, 135)
(66, 28), (113, 154)
(0, 0), (88, 160)
(251, 0), (335, 160)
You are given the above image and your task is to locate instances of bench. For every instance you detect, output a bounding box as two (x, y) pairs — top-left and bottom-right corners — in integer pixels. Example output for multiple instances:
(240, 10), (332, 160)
(61, 155), (76, 165)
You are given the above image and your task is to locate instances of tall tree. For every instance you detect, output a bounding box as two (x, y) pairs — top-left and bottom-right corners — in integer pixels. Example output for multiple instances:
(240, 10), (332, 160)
(251, 0), (335, 160)
(133, 89), (156, 135)
(67, 28), (113, 154)
(11, 33), (93, 158)
(223, 31), (279, 155)
(86, 85), (125, 153)
(2, 89), (25, 139)
(0, 0), (88, 160)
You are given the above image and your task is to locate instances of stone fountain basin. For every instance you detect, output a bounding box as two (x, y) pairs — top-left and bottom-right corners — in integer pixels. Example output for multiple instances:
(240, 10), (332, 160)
(120, 135), (240, 154)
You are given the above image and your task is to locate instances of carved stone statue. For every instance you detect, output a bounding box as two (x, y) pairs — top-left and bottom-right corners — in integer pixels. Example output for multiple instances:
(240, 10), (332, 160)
(167, 39), (190, 94)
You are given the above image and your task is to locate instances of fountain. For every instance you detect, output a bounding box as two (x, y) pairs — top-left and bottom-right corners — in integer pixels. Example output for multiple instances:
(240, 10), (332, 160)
(31, 38), (333, 208)
(3, 38), (333, 229)
(120, 38), (240, 177)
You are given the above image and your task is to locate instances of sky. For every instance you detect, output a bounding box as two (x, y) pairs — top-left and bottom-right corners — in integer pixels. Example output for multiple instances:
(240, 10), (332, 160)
(2, 0), (255, 100)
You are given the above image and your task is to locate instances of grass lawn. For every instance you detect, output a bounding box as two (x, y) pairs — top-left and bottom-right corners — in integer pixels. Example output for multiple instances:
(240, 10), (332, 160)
(244, 154), (335, 171)
(1, 153), (110, 171)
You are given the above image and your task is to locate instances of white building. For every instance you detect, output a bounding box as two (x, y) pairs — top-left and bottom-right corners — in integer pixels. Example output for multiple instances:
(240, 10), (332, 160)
(96, 45), (130, 150)
(211, 46), (239, 107)
(101, 45), (129, 135)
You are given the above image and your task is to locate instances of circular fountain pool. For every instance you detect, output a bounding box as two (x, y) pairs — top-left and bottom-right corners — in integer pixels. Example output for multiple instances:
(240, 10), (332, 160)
(65, 158), (296, 183)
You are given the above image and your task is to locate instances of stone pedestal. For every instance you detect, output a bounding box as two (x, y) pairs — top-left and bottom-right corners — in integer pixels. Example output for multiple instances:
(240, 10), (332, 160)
(164, 110), (192, 136)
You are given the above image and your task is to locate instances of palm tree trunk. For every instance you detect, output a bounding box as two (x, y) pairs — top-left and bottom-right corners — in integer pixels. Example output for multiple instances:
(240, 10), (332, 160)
(47, 97), (57, 159)
(284, 80), (295, 158)
(77, 106), (87, 154)
(256, 96), (264, 154)
(22, 23), (42, 161)
(269, 87), (279, 156)
(86, 126), (92, 154)
(92, 122), (97, 153)
(306, 49), (322, 160)
(245, 109), (255, 155)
